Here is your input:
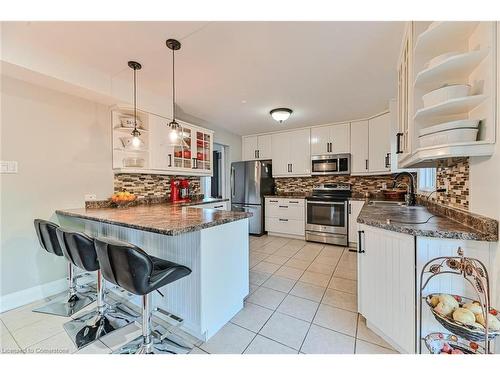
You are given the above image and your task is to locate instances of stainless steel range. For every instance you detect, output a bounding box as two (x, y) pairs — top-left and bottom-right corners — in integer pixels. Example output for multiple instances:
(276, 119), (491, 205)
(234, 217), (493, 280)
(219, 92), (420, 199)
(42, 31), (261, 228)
(305, 183), (352, 246)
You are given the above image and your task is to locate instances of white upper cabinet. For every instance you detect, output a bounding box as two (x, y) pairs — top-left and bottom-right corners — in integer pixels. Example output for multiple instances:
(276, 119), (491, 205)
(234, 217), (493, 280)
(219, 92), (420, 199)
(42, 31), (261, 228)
(310, 126), (331, 155)
(242, 136), (258, 160)
(350, 120), (369, 174)
(350, 113), (391, 175)
(368, 113), (391, 173)
(271, 129), (310, 177)
(149, 114), (173, 170)
(242, 134), (273, 160)
(311, 123), (350, 155)
(257, 134), (272, 159)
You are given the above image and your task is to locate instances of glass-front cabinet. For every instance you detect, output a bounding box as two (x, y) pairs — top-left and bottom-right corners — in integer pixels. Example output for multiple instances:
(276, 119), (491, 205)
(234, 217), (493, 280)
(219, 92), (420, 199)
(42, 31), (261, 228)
(113, 107), (213, 176)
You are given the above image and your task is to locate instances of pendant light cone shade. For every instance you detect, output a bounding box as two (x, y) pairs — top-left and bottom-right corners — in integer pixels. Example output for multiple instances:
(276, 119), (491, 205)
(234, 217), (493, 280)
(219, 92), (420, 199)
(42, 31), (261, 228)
(270, 108), (293, 123)
(166, 39), (182, 145)
(128, 61), (142, 149)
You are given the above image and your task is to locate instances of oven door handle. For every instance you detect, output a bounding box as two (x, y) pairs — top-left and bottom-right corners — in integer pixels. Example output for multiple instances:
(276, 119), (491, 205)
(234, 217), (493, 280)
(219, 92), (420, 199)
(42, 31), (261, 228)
(307, 201), (346, 205)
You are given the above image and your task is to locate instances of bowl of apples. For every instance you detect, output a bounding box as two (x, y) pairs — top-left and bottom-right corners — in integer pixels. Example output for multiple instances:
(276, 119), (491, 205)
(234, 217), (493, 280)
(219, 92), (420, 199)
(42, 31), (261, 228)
(111, 191), (137, 208)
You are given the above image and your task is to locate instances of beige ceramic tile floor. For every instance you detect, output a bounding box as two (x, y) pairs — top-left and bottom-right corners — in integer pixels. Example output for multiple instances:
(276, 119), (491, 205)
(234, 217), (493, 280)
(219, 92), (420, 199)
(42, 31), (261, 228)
(0, 235), (398, 355)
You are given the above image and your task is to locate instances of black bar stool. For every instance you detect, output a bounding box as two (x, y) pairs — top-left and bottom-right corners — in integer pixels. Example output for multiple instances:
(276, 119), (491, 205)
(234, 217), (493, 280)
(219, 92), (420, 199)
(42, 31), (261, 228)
(32, 219), (94, 316)
(56, 228), (138, 349)
(94, 236), (192, 354)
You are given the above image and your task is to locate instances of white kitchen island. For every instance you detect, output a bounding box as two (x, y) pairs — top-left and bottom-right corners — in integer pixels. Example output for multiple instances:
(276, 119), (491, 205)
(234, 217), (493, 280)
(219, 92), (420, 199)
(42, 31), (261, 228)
(56, 203), (251, 341)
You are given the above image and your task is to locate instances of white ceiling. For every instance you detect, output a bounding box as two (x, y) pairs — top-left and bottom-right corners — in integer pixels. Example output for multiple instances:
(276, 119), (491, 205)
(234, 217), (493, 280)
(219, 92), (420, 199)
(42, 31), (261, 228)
(2, 21), (405, 135)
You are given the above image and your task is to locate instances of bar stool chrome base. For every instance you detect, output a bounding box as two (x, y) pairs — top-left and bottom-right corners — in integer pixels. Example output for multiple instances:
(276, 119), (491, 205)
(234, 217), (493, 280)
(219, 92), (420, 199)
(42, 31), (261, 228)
(64, 304), (136, 349)
(113, 335), (191, 354)
(33, 292), (95, 317)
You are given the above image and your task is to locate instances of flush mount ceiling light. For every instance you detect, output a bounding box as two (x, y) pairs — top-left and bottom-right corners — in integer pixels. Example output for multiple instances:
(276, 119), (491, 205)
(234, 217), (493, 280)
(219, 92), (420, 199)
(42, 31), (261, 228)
(166, 38), (182, 143)
(270, 108), (293, 123)
(127, 61), (142, 148)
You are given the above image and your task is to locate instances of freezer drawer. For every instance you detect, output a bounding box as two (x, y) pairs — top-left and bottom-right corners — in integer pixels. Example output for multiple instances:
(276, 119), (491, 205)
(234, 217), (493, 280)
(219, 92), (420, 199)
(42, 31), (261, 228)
(231, 204), (263, 235)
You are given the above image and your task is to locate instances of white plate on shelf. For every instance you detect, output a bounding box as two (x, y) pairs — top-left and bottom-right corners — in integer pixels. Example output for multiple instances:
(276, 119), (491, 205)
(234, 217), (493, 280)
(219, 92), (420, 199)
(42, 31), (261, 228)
(419, 128), (478, 148)
(422, 84), (470, 108)
(427, 51), (463, 69)
(419, 119), (479, 137)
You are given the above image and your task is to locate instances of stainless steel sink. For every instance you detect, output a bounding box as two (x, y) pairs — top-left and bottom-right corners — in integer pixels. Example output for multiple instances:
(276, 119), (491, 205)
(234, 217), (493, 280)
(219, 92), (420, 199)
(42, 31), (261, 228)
(368, 201), (406, 207)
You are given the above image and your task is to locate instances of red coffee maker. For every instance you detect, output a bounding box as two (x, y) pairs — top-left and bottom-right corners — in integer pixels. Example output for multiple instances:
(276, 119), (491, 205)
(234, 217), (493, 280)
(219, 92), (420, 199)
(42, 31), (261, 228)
(170, 178), (191, 203)
(170, 179), (180, 203)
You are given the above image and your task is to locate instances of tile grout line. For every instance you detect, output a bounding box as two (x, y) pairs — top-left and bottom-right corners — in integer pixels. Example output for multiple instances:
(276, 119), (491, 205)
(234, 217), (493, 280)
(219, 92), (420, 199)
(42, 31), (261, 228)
(297, 244), (343, 353)
(241, 237), (310, 353)
(298, 246), (358, 354)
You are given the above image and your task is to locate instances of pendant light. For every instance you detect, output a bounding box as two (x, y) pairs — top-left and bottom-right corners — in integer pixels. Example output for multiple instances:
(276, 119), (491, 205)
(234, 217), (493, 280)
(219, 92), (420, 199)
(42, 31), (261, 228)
(128, 61), (142, 148)
(166, 38), (182, 143)
(270, 108), (293, 123)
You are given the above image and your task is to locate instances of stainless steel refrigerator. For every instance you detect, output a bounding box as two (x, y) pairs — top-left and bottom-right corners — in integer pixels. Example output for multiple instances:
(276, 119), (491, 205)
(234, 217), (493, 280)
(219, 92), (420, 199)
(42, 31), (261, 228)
(230, 160), (274, 235)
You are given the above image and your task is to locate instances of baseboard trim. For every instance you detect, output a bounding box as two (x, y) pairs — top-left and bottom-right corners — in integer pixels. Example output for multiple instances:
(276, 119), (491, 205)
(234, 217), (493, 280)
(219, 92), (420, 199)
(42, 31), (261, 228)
(0, 277), (67, 313)
(266, 232), (305, 240)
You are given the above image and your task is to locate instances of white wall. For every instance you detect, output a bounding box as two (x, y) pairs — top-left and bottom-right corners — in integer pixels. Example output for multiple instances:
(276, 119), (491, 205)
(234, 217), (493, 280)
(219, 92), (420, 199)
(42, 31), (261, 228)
(0, 76), (113, 301)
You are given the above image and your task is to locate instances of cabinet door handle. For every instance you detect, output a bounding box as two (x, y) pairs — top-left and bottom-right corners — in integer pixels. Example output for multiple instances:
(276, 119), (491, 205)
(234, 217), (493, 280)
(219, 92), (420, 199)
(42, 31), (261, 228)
(255, 150), (258, 159)
(385, 153), (391, 169)
(290, 164), (293, 173)
(396, 133), (403, 154)
(278, 205), (288, 208)
(365, 159), (369, 170)
(357, 230), (365, 253)
(279, 218), (288, 222)
(168, 154), (172, 168)
(257, 150), (260, 159)
(348, 203), (352, 214)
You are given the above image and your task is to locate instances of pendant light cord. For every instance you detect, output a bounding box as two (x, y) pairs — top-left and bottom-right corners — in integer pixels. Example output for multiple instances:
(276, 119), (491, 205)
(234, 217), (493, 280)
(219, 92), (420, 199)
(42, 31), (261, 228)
(172, 48), (176, 122)
(133, 67), (137, 131)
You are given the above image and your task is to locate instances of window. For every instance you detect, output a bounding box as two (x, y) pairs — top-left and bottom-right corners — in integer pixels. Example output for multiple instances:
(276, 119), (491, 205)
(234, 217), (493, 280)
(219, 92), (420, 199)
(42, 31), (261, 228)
(418, 168), (436, 192)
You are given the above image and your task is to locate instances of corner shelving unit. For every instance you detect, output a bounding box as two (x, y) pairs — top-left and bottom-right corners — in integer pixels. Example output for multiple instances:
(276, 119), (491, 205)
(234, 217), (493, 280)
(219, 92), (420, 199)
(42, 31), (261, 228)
(112, 107), (150, 170)
(401, 21), (497, 168)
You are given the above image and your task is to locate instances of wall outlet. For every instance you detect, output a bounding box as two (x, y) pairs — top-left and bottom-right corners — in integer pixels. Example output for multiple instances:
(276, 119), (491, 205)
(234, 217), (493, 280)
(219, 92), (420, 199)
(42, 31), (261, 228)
(0, 161), (18, 174)
(84, 194), (97, 201)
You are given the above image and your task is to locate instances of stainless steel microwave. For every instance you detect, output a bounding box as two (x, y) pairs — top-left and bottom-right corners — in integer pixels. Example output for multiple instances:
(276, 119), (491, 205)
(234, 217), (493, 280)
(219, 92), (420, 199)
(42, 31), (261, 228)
(311, 153), (351, 175)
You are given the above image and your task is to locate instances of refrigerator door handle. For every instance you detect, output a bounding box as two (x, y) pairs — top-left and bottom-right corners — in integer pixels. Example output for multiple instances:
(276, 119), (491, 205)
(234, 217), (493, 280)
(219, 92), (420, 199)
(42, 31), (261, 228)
(231, 167), (235, 198)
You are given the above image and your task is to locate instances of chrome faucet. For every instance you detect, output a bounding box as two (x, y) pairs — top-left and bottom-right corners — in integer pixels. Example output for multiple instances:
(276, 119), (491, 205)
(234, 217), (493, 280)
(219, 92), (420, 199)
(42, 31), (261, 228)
(392, 172), (416, 206)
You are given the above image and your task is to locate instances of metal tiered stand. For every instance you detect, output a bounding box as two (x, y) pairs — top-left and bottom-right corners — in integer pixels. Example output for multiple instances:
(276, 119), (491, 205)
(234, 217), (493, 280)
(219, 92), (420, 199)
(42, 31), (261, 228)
(419, 247), (497, 354)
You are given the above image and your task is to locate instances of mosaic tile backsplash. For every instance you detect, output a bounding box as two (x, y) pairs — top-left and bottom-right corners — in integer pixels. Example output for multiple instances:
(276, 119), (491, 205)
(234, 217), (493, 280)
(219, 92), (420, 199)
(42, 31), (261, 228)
(114, 173), (201, 199)
(275, 174), (403, 197)
(435, 157), (469, 210)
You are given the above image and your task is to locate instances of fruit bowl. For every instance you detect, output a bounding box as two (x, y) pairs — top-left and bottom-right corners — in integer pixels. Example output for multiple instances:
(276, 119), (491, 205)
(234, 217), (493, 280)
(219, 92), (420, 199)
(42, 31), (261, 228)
(424, 333), (484, 354)
(425, 294), (500, 342)
(111, 192), (137, 208)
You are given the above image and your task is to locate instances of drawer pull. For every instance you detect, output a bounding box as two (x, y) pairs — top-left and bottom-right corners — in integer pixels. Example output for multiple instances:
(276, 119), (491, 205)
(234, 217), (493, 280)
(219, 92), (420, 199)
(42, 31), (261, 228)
(278, 218), (288, 222)
(269, 200), (278, 203)
(214, 205), (223, 208)
(278, 205), (289, 208)
(289, 201), (299, 204)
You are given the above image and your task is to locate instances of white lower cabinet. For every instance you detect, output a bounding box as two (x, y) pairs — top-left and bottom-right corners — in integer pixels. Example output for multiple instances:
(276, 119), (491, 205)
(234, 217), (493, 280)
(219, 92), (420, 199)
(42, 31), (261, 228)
(357, 224), (415, 353)
(265, 198), (305, 237)
(348, 200), (365, 246)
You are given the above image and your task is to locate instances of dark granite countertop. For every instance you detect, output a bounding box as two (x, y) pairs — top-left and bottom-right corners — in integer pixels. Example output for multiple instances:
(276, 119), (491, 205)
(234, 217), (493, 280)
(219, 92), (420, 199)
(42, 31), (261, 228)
(357, 202), (497, 242)
(56, 200), (251, 236)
